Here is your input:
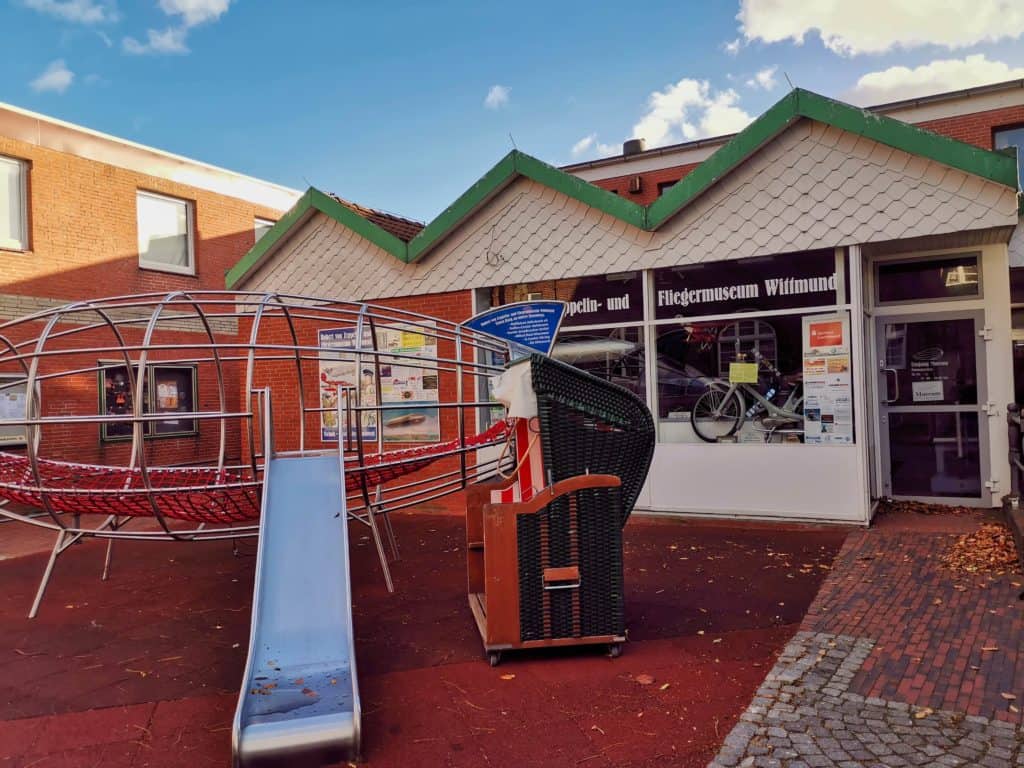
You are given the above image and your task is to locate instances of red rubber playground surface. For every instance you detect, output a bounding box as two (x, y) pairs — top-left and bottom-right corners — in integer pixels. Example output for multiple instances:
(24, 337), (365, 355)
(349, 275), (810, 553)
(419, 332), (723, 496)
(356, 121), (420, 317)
(0, 506), (847, 767)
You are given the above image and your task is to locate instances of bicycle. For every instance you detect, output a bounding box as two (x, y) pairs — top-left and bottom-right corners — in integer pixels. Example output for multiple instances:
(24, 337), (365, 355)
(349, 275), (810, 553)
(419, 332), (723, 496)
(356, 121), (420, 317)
(689, 352), (804, 443)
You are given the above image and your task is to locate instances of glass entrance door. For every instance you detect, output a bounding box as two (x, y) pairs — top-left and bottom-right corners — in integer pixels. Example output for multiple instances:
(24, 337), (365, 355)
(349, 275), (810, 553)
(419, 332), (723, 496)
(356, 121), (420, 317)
(875, 312), (989, 504)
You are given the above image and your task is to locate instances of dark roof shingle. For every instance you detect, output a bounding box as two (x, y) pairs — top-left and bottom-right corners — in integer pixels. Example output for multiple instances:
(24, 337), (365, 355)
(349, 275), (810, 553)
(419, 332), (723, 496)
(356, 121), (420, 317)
(327, 193), (424, 242)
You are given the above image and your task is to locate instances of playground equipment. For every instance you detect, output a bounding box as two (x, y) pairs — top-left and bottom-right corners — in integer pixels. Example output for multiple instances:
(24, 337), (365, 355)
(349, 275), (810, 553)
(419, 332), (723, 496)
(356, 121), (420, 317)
(0, 292), (654, 762)
(465, 354), (655, 665)
(0, 291), (512, 766)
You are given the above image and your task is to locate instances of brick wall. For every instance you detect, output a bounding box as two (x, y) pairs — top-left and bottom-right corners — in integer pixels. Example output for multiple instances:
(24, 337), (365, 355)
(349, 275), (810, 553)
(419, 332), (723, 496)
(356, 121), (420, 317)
(239, 290), (485, 496)
(914, 105), (1024, 149)
(0, 134), (287, 466)
(0, 134), (285, 307)
(0, 316), (242, 467)
(591, 162), (701, 205)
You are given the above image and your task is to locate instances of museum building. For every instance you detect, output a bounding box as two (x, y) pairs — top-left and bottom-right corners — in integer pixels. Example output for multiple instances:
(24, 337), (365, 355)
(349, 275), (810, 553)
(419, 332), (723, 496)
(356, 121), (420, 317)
(225, 85), (1024, 525)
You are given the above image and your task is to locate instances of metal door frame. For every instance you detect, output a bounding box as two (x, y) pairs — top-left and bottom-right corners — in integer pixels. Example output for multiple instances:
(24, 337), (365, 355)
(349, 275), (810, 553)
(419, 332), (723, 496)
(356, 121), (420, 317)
(873, 309), (991, 506)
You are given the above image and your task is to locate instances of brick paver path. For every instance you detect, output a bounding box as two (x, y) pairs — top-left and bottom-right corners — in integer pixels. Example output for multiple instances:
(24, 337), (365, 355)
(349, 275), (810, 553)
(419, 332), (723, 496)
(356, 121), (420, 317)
(711, 513), (1024, 767)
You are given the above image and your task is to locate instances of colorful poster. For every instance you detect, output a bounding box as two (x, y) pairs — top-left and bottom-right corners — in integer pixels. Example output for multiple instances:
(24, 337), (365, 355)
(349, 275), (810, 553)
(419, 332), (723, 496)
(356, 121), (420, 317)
(802, 313), (853, 445)
(319, 326), (376, 443)
(319, 322), (440, 444)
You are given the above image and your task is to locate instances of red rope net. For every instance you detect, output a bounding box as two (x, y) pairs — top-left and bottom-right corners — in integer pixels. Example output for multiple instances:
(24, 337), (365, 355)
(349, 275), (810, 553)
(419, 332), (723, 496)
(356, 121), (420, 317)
(0, 421), (509, 525)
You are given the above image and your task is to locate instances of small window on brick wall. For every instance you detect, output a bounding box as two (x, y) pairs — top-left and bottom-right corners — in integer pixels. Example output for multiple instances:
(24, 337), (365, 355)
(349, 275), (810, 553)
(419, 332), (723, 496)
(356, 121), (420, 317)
(254, 217), (275, 242)
(994, 124), (1024, 189)
(100, 362), (198, 442)
(657, 180), (678, 197)
(137, 191), (195, 275)
(0, 154), (29, 251)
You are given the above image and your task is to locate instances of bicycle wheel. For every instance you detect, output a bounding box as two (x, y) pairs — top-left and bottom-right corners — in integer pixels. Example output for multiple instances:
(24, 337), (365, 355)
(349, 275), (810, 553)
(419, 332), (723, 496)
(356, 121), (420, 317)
(690, 388), (743, 442)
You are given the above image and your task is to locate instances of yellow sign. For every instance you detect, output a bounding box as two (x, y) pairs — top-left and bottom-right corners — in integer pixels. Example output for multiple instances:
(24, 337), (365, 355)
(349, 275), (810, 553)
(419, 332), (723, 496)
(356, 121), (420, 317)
(729, 362), (758, 384)
(400, 331), (425, 348)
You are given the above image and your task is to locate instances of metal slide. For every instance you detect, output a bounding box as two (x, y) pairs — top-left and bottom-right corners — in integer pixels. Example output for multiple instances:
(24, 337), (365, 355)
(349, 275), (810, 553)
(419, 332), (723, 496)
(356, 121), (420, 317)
(232, 454), (361, 767)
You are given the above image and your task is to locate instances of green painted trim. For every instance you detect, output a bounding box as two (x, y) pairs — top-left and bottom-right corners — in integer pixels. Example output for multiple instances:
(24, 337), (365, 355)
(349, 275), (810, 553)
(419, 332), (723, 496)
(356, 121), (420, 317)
(646, 91), (800, 229)
(513, 152), (646, 230)
(225, 189), (315, 288)
(404, 151), (644, 262)
(226, 88), (1019, 289)
(793, 89), (1020, 189)
(407, 152), (517, 263)
(308, 188), (408, 258)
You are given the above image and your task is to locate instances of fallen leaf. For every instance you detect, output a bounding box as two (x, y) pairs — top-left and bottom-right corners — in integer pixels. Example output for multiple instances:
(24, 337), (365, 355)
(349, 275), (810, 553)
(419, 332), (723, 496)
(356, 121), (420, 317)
(1001, 692), (1016, 701)
(500, 674), (516, 681)
(981, 646), (1000, 652)
(635, 674), (655, 686)
(659, 683), (671, 691)
(914, 707), (934, 719)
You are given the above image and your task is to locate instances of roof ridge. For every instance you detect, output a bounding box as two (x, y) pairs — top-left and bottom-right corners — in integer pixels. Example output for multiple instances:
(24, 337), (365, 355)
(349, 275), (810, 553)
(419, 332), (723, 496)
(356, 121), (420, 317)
(226, 88), (1019, 289)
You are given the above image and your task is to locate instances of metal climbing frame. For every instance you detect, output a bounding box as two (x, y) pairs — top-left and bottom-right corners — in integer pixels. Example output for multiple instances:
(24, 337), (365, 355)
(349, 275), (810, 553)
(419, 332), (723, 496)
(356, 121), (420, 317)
(0, 291), (513, 615)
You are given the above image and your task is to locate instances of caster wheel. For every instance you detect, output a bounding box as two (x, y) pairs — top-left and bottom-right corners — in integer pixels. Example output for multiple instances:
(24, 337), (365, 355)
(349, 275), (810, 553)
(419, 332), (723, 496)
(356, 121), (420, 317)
(608, 643), (622, 659)
(488, 651), (502, 667)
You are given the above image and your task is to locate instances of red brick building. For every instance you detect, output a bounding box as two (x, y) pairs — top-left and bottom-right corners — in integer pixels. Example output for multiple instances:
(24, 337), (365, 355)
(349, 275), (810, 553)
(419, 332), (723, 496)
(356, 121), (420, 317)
(0, 102), (305, 466)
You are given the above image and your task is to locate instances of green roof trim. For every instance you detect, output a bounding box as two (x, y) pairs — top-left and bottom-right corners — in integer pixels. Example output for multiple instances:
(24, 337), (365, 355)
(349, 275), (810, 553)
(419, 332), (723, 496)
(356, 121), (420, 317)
(226, 88), (1019, 290)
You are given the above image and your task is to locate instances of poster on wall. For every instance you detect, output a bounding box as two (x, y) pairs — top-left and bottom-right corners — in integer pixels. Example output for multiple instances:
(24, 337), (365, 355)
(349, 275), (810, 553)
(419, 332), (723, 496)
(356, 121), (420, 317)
(319, 323), (440, 444)
(0, 375), (27, 446)
(801, 314), (853, 445)
(376, 323), (440, 444)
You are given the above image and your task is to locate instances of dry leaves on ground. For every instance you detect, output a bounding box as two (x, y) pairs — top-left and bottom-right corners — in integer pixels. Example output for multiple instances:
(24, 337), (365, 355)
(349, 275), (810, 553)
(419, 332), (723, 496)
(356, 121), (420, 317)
(878, 499), (976, 516)
(940, 523), (1020, 576)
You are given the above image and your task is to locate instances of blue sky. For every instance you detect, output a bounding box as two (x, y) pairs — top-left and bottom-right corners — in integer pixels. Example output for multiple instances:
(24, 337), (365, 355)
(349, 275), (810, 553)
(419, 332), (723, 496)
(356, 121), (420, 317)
(2, 0), (1024, 221)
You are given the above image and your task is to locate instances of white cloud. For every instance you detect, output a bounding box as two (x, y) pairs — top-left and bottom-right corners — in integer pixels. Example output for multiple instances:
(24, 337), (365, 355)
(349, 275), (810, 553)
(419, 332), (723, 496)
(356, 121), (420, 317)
(571, 134), (595, 157)
(123, 26), (189, 55)
(158, 0), (231, 27)
(569, 133), (619, 159)
(723, 38), (742, 55)
(846, 54), (1024, 105)
(21, 0), (117, 24)
(746, 65), (778, 90)
(30, 59), (75, 93)
(738, 0), (1024, 56)
(121, 0), (230, 56)
(632, 78), (753, 147)
(484, 85), (510, 110)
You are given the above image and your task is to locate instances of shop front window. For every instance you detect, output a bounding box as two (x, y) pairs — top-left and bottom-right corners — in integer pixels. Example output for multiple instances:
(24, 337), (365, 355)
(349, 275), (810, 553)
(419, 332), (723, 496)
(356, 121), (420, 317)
(490, 249), (852, 446)
(552, 327), (645, 402)
(652, 251), (852, 446)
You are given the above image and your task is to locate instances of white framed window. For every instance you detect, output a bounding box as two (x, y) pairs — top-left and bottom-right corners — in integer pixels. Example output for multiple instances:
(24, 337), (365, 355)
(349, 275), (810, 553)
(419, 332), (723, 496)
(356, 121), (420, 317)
(136, 190), (194, 275)
(0, 155), (28, 251)
(254, 217), (275, 243)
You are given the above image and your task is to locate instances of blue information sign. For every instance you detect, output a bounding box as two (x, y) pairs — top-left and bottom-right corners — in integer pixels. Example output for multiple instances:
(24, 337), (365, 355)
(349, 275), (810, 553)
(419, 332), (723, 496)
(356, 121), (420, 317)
(462, 301), (566, 358)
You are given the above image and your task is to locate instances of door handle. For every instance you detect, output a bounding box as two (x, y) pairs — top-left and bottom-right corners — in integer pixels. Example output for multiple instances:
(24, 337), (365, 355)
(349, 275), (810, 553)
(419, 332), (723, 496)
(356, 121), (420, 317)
(880, 367), (899, 404)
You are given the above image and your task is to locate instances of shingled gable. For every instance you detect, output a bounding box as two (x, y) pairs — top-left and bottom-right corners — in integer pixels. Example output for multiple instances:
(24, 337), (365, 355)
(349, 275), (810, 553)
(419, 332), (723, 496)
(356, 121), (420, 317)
(225, 88), (1019, 289)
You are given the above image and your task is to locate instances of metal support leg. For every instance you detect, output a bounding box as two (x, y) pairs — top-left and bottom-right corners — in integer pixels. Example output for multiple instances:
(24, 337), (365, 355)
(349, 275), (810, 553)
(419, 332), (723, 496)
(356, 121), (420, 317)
(29, 529), (83, 619)
(364, 502), (393, 594)
(102, 537), (114, 581)
(373, 485), (399, 562)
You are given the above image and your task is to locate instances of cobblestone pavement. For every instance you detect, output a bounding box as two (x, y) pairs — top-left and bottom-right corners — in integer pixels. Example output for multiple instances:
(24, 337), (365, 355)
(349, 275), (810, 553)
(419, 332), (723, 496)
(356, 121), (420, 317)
(710, 631), (1024, 768)
(710, 511), (1024, 767)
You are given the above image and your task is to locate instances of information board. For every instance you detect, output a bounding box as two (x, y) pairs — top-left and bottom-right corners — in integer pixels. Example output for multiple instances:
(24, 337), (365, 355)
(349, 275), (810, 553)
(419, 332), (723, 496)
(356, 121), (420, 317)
(462, 301), (566, 359)
(801, 314), (853, 445)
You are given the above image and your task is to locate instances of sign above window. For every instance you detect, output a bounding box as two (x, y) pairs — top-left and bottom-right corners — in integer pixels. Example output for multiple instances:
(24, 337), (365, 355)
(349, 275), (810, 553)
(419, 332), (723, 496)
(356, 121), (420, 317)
(653, 250), (838, 320)
(491, 272), (643, 327)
